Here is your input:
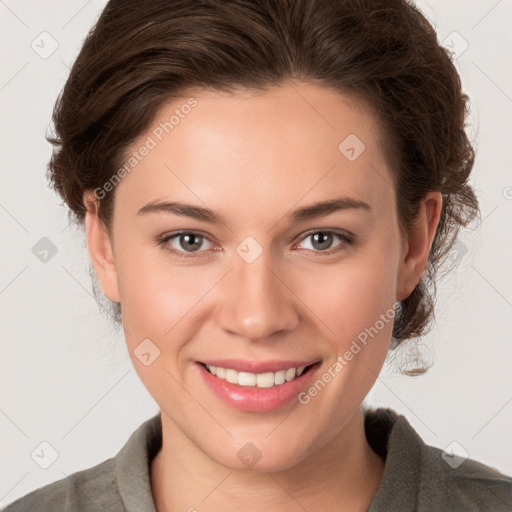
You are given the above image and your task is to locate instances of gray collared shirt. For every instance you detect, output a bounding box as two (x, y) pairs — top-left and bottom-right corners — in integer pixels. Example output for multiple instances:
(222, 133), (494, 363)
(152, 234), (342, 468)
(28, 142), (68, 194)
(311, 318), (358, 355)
(3, 408), (511, 511)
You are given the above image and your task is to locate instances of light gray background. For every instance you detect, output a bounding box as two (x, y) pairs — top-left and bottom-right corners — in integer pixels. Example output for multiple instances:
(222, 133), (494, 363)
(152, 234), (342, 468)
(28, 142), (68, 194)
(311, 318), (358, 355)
(1, 0), (511, 507)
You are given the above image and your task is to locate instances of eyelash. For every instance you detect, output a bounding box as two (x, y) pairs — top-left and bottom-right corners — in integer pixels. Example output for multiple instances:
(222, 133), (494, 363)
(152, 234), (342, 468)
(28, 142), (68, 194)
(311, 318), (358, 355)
(156, 229), (354, 259)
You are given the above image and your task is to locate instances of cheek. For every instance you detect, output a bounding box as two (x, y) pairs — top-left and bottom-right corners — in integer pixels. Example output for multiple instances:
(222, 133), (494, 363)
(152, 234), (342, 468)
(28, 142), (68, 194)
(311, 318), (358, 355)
(292, 251), (398, 422)
(298, 246), (399, 340)
(114, 239), (229, 368)
(114, 247), (214, 402)
(116, 254), (211, 336)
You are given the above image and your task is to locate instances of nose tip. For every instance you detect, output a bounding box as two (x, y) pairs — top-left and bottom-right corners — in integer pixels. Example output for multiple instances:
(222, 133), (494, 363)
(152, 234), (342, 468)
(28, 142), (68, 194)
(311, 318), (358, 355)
(236, 303), (294, 341)
(218, 258), (299, 342)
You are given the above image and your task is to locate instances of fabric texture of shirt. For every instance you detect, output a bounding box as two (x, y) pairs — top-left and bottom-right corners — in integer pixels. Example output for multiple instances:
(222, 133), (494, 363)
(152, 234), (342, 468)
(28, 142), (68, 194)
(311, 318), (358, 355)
(3, 408), (511, 511)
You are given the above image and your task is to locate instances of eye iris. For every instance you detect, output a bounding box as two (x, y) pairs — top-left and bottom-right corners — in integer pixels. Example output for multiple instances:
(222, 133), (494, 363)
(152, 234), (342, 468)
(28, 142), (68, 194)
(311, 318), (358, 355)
(312, 232), (333, 250)
(180, 234), (202, 252)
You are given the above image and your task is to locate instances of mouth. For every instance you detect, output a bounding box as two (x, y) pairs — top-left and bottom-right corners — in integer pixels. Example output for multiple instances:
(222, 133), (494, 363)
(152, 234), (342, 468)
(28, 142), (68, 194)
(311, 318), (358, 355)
(196, 359), (322, 412)
(200, 362), (317, 389)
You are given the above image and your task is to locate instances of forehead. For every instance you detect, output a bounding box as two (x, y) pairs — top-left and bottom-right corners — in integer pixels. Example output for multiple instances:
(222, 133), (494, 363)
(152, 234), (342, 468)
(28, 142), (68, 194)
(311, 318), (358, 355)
(113, 81), (395, 222)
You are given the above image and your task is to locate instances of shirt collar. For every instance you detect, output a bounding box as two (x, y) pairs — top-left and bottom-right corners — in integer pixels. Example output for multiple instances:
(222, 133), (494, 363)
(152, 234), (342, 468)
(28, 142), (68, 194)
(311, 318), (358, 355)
(114, 408), (420, 511)
(366, 408), (423, 511)
(116, 413), (162, 512)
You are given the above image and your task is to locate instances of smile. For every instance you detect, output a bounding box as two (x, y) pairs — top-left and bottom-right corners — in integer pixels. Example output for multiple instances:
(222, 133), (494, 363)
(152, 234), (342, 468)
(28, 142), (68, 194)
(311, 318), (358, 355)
(197, 359), (321, 412)
(203, 364), (310, 388)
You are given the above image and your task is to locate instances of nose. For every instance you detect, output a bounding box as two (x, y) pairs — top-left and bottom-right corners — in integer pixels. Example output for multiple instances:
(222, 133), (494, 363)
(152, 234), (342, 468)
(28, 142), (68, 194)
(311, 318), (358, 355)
(217, 249), (299, 342)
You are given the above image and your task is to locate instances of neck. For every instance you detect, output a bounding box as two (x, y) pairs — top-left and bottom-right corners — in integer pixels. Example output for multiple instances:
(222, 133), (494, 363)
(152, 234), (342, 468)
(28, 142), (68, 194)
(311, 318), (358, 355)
(151, 407), (384, 512)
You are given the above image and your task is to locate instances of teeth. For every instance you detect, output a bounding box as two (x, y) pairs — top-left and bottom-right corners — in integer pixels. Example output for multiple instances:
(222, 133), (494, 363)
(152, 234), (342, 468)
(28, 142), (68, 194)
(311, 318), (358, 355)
(204, 364), (309, 388)
(285, 368), (296, 381)
(225, 368), (238, 384)
(256, 372), (275, 388)
(274, 370), (286, 385)
(239, 372), (256, 386)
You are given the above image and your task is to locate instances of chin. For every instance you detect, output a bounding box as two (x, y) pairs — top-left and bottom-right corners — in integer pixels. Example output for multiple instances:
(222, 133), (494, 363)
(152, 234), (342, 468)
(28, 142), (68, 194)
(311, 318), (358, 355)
(207, 438), (310, 474)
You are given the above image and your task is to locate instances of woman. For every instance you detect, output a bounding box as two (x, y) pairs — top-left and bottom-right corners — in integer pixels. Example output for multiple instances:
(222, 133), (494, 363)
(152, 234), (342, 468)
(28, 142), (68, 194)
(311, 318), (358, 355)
(4, 0), (511, 510)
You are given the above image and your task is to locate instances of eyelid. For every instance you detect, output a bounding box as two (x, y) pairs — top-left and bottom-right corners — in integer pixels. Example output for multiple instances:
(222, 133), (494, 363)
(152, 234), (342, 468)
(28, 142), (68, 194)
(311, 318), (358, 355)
(157, 228), (355, 259)
(292, 228), (354, 253)
(158, 230), (218, 258)
(294, 227), (355, 244)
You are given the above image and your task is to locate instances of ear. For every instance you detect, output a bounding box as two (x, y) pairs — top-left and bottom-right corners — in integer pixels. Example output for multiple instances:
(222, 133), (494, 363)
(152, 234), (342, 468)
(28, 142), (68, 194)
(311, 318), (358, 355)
(83, 190), (120, 303)
(396, 191), (443, 301)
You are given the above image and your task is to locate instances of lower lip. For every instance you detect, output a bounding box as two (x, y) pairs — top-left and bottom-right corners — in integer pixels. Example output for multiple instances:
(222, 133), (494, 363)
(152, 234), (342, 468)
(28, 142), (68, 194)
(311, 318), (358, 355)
(196, 362), (320, 412)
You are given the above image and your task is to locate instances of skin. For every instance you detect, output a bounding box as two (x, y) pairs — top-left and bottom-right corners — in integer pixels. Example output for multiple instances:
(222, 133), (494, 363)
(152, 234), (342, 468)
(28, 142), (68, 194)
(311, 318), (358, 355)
(83, 80), (442, 511)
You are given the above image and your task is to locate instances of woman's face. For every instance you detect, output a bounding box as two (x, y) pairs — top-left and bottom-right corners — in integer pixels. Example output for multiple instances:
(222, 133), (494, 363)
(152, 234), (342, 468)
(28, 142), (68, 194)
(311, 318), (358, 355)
(87, 81), (432, 471)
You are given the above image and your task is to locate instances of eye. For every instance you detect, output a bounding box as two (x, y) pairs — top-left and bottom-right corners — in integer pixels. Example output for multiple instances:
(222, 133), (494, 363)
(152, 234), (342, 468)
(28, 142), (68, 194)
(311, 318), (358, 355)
(157, 229), (354, 259)
(158, 231), (215, 258)
(295, 230), (353, 254)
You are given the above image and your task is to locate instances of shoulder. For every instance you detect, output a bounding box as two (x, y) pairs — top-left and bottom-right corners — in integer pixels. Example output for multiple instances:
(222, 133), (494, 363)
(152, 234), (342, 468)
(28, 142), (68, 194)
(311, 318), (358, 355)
(419, 440), (512, 511)
(366, 407), (512, 511)
(2, 414), (161, 512)
(1, 458), (123, 512)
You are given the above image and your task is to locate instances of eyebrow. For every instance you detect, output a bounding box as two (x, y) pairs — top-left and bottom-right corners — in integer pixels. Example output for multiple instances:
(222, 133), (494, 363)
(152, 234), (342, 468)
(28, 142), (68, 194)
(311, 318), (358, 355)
(137, 196), (371, 226)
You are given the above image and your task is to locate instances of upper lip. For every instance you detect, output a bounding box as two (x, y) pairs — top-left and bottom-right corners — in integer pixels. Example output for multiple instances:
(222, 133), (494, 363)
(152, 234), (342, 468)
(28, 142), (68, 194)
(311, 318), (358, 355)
(198, 358), (319, 373)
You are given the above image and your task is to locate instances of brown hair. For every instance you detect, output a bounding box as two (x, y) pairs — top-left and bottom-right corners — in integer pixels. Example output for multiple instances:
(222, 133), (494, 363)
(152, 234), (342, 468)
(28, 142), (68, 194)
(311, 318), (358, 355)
(47, 0), (479, 362)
